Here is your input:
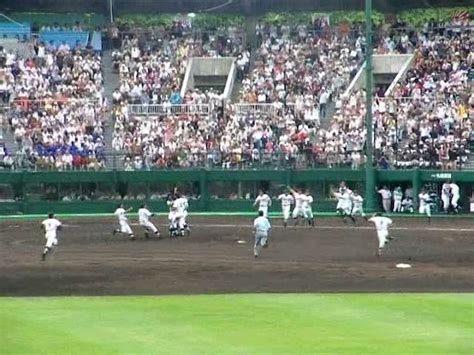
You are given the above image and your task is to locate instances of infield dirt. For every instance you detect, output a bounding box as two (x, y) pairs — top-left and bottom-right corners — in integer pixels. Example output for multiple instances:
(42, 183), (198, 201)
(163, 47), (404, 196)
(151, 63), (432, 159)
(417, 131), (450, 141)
(1, 216), (473, 296)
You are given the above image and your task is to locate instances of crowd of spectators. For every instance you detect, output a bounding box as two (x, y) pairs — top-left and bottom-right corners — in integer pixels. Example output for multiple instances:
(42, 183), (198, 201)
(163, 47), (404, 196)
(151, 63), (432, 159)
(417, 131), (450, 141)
(371, 27), (473, 169)
(111, 21), (248, 106)
(0, 17), (472, 171)
(0, 40), (107, 170)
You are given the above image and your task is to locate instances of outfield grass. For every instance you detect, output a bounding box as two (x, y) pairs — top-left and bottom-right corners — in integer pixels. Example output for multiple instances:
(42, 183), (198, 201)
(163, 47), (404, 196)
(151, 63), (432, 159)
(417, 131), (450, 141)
(1, 294), (472, 354)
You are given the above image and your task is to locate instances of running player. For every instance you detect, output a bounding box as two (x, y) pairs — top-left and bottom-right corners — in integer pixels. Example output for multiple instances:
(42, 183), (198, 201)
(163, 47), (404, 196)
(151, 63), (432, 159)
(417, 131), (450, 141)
(253, 210), (271, 258)
(441, 181), (451, 213)
(253, 190), (271, 217)
(277, 189), (294, 227)
(368, 213), (393, 256)
(138, 204), (160, 238)
(113, 203), (134, 240)
(41, 213), (62, 261)
(289, 187), (306, 226)
(303, 189), (315, 226)
(351, 190), (367, 222)
(334, 182), (355, 224)
(173, 194), (190, 237)
(418, 188), (432, 222)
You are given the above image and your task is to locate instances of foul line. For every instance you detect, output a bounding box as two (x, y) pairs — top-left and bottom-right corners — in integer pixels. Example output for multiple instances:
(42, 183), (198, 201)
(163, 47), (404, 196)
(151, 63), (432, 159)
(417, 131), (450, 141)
(129, 223), (474, 233)
(1, 212), (474, 221)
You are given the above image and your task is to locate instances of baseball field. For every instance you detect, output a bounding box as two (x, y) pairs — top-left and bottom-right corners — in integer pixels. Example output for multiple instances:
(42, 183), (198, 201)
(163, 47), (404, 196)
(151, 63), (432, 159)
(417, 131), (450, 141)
(1, 214), (473, 354)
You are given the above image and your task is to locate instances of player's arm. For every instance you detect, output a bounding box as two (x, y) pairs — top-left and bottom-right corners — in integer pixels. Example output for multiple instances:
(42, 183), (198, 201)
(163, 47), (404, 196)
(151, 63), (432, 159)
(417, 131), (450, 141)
(253, 196), (259, 207)
(126, 207), (133, 213)
(287, 186), (296, 195)
(268, 196), (272, 206)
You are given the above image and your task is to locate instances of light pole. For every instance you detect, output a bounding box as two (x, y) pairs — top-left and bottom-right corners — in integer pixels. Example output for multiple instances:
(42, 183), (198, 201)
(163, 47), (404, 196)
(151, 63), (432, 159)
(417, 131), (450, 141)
(365, 0), (376, 211)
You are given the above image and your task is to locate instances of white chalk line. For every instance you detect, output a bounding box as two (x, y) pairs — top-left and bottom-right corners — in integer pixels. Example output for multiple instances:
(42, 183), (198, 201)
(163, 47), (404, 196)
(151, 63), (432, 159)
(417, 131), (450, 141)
(126, 222), (474, 233)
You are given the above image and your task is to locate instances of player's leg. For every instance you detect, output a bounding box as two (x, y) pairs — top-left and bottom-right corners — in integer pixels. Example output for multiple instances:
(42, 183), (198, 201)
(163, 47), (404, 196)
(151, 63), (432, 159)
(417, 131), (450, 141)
(305, 207), (314, 226)
(346, 206), (356, 224)
(254, 235), (262, 257)
(122, 222), (135, 240)
(377, 231), (387, 256)
(283, 206), (290, 227)
(426, 204), (431, 223)
(145, 221), (160, 238)
(442, 197), (449, 213)
(292, 208), (300, 226)
(452, 196), (459, 213)
(42, 235), (55, 260)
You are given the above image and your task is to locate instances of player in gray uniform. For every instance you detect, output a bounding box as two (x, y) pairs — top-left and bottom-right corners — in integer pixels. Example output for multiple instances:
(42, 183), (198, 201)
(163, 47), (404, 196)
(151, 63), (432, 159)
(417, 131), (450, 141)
(253, 210), (271, 258)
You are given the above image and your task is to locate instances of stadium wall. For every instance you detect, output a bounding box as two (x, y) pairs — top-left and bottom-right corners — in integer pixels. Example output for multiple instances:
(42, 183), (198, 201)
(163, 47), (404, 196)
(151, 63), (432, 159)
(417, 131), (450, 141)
(0, 169), (472, 215)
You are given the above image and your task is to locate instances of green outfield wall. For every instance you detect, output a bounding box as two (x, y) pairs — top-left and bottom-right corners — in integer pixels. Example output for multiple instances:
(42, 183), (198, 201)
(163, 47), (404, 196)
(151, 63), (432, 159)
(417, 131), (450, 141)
(0, 169), (472, 215)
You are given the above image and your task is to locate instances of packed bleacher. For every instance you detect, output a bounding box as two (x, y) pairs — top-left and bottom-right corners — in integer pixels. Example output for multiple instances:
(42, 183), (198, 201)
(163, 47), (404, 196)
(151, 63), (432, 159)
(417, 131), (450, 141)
(0, 13), (472, 171)
(0, 38), (107, 170)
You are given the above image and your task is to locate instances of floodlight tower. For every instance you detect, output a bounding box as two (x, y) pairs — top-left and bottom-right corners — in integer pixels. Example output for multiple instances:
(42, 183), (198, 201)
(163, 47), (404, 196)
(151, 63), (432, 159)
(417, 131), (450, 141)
(365, 0), (376, 211)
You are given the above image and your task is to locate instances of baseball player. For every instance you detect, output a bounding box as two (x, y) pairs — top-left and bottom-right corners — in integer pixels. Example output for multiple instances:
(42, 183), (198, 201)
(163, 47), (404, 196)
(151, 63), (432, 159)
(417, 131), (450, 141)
(167, 200), (178, 238)
(41, 213), (62, 261)
(173, 194), (190, 237)
(368, 213), (393, 256)
(138, 204), (160, 238)
(351, 190), (367, 222)
(393, 186), (403, 213)
(303, 189), (315, 226)
(253, 210), (271, 258)
(277, 189), (294, 227)
(253, 190), (271, 217)
(441, 181), (451, 213)
(377, 186), (392, 212)
(418, 188), (432, 222)
(113, 203), (134, 240)
(450, 181), (460, 213)
(334, 183), (355, 224)
(289, 187), (306, 226)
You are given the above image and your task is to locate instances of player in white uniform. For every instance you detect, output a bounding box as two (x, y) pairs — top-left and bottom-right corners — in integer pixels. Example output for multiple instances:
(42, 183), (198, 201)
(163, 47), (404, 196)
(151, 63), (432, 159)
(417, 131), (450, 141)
(277, 190), (294, 227)
(113, 203), (134, 240)
(450, 181), (460, 213)
(350, 190), (367, 222)
(334, 182), (355, 223)
(253, 190), (271, 217)
(289, 187), (306, 225)
(253, 210), (271, 258)
(173, 195), (190, 237)
(369, 213), (393, 256)
(378, 186), (392, 212)
(138, 204), (160, 238)
(41, 213), (62, 261)
(418, 188), (431, 222)
(392, 186), (403, 213)
(303, 189), (315, 226)
(441, 181), (451, 213)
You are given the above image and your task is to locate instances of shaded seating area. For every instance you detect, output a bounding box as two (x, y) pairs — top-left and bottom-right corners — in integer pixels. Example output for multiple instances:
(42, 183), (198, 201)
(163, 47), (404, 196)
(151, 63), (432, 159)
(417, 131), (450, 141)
(39, 30), (89, 48)
(0, 22), (31, 39)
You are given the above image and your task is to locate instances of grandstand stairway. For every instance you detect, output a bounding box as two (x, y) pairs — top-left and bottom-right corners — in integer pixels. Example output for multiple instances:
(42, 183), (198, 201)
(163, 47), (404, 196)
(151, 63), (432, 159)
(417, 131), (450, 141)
(102, 49), (122, 170)
(0, 106), (17, 153)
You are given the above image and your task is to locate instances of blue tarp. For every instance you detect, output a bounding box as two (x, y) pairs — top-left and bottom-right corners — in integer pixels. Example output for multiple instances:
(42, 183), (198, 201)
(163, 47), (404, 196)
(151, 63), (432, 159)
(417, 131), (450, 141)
(39, 31), (89, 49)
(0, 22), (31, 39)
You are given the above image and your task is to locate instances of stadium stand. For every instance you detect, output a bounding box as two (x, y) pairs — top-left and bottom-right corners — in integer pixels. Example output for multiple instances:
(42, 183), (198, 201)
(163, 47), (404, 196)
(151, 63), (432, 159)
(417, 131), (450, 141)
(0, 22), (31, 39)
(39, 31), (89, 49)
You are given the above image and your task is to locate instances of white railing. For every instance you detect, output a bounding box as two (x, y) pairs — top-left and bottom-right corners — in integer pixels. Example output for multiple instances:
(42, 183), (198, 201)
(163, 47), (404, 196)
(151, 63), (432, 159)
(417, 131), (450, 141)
(127, 104), (211, 116)
(232, 103), (279, 115)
